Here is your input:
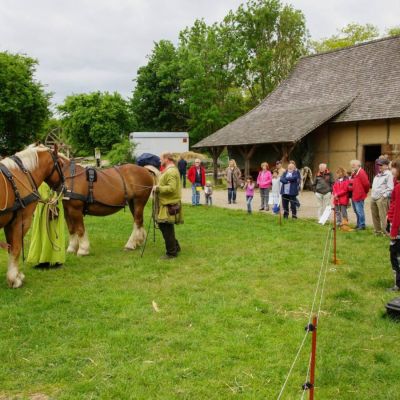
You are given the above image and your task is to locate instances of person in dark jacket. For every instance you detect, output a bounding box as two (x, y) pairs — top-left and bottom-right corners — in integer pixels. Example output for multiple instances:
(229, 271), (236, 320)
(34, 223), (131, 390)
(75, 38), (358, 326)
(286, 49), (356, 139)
(312, 163), (334, 219)
(280, 162), (301, 219)
(386, 160), (400, 290)
(187, 159), (206, 206)
(177, 155), (187, 188)
(349, 160), (370, 230)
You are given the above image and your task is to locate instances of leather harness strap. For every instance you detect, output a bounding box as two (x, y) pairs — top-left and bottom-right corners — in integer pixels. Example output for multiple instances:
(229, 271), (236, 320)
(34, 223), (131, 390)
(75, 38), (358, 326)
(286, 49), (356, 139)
(113, 165), (128, 205)
(10, 155), (38, 191)
(63, 162), (127, 214)
(0, 163), (39, 216)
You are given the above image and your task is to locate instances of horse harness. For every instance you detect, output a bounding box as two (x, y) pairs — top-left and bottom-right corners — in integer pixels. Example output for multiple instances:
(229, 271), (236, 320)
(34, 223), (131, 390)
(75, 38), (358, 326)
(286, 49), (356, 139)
(63, 160), (128, 214)
(0, 151), (65, 218)
(0, 156), (40, 216)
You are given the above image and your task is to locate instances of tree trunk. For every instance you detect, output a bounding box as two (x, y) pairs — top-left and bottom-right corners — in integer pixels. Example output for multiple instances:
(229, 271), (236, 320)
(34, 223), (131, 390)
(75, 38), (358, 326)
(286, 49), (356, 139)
(238, 145), (258, 178)
(209, 146), (224, 184)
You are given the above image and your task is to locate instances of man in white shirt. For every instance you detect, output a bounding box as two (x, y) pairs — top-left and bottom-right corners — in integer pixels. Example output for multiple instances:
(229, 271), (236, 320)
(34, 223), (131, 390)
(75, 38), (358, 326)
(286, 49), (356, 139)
(371, 159), (393, 235)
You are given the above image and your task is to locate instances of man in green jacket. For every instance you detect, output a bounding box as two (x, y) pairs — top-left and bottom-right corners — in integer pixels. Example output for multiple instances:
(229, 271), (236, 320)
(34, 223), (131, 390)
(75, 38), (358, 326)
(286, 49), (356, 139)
(154, 152), (183, 259)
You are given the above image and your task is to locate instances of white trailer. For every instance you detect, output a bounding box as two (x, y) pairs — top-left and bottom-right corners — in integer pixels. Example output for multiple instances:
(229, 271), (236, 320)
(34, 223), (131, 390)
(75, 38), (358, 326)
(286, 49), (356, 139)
(129, 132), (189, 157)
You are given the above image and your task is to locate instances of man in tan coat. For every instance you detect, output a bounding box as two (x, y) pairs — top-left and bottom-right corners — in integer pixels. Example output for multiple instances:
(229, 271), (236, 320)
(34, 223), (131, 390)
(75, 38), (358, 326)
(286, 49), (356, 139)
(153, 152), (183, 259)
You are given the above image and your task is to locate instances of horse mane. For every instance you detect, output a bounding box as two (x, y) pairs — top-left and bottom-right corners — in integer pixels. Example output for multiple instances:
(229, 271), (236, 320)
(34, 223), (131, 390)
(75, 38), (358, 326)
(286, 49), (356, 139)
(1, 144), (49, 172)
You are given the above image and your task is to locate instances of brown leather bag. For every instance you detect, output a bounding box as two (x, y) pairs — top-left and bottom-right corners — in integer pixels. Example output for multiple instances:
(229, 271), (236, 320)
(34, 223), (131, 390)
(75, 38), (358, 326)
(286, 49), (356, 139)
(167, 203), (181, 216)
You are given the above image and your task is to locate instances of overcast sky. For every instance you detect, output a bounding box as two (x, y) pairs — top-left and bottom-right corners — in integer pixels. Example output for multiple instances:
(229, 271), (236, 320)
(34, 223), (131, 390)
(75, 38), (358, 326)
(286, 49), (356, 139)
(1, 0), (399, 105)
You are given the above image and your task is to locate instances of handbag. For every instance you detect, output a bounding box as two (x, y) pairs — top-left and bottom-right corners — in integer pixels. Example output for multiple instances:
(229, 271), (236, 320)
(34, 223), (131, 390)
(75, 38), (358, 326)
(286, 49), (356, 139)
(167, 203), (181, 216)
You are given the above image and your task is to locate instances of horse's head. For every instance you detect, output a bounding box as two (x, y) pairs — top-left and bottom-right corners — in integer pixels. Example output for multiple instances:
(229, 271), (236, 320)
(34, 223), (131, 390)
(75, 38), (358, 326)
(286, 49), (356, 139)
(33, 144), (68, 191)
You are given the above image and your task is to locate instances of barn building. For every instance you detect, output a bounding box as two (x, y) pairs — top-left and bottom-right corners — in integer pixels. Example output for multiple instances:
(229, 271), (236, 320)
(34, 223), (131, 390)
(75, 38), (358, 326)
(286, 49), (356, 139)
(193, 35), (400, 183)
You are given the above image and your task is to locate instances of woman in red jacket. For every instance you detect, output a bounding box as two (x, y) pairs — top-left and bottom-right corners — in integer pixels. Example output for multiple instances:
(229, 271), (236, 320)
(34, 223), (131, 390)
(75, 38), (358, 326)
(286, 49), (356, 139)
(332, 167), (352, 231)
(386, 160), (400, 290)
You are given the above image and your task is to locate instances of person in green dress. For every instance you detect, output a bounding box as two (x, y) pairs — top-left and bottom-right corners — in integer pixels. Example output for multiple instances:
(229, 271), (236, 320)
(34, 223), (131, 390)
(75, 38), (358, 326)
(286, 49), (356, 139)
(27, 183), (66, 268)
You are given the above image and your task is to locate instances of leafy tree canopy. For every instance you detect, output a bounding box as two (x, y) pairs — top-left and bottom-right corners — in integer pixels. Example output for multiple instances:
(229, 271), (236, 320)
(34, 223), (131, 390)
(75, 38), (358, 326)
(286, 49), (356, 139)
(131, 0), (308, 145)
(311, 23), (380, 53)
(131, 40), (188, 132)
(58, 91), (134, 156)
(0, 52), (51, 155)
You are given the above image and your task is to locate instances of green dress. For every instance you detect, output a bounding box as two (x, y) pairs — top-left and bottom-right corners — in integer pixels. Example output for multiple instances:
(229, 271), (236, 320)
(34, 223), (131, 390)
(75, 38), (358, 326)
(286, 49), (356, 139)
(27, 183), (66, 265)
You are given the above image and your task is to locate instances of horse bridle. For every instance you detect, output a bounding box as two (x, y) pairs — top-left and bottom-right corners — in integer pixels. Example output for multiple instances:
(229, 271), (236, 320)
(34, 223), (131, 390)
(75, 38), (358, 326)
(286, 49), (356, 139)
(46, 149), (66, 192)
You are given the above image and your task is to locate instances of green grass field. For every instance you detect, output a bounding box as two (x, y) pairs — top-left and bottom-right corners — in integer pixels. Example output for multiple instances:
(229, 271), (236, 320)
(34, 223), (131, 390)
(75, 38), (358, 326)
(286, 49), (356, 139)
(0, 205), (398, 399)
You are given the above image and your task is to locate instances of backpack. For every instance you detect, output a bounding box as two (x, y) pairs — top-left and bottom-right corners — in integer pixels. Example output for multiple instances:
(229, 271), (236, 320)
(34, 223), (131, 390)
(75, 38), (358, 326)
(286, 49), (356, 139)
(136, 153), (161, 169)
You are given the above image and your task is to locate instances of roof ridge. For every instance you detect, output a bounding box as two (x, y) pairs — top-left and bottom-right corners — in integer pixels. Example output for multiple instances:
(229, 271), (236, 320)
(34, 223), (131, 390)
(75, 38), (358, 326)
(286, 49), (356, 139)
(303, 34), (400, 59)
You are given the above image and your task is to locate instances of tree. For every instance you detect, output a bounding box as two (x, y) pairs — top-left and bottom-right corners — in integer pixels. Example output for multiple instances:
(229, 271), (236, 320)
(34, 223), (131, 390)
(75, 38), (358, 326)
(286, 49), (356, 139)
(178, 20), (249, 144)
(129, 0), (308, 145)
(387, 26), (400, 37)
(311, 23), (379, 53)
(58, 92), (134, 155)
(223, 0), (308, 103)
(0, 52), (50, 155)
(106, 137), (135, 165)
(131, 40), (188, 132)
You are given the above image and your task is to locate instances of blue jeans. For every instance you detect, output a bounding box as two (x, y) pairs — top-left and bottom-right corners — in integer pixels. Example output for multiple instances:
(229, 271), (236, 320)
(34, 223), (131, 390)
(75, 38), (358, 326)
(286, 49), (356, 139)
(192, 183), (201, 205)
(246, 196), (253, 213)
(228, 188), (237, 203)
(352, 200), (365, 228)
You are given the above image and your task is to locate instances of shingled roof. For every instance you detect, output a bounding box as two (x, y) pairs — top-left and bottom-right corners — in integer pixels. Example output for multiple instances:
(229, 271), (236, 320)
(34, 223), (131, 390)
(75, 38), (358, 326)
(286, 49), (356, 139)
(194, 35), (400, 148)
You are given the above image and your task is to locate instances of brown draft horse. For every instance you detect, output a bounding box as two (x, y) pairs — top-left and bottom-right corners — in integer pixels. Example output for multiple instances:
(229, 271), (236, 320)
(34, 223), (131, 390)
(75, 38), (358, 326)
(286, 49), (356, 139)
(61, 159), (155, 256)
(0, 145), (65, 288)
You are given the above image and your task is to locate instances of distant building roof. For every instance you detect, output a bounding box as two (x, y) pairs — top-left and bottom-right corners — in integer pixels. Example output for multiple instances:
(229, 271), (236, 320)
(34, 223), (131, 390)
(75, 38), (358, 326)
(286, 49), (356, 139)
(194, 35), (400, 148)
(130, 132), (188, 139)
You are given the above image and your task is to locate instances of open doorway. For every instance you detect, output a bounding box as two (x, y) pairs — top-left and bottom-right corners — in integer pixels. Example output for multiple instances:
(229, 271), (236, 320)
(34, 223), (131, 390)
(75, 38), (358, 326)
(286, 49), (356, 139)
(363, 144), (382, 184)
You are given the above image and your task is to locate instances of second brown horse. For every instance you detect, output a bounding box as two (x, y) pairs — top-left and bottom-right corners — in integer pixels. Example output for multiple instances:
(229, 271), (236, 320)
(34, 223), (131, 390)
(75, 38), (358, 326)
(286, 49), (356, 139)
(61, 160), (155, 256)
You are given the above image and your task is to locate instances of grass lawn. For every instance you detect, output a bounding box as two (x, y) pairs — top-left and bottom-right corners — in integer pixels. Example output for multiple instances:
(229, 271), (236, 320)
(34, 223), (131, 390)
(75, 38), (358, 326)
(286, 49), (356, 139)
(0, 205), (398, 399)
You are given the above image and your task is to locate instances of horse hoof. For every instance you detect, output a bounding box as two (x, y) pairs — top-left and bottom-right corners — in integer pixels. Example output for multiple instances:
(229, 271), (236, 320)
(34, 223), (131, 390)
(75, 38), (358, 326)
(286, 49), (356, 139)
(77, 249), (90, 256)
(8, 277), (23, 289)
(67, 247), (77, 254)
(124, 246), (135, 251)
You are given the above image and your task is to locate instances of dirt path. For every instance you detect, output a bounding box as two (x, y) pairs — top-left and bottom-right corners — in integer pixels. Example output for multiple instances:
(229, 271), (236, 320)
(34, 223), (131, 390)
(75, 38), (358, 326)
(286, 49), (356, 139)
(181, 187), (373, 226)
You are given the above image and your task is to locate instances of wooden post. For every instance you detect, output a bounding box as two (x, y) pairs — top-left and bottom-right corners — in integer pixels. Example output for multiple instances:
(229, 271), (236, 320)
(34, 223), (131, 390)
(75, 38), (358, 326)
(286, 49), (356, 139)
(333, 206), (337, 265)
(280, 143), (296, 166)
(309, 315), (318, 400)
(238, 145), (257, 178)
(209, 147), (224, 184)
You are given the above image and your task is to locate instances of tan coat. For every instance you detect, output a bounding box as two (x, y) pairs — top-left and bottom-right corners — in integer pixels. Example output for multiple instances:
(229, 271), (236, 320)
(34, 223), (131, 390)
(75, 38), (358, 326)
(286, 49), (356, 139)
(155, 164), (183, 224)
(225, 167), (242, 189)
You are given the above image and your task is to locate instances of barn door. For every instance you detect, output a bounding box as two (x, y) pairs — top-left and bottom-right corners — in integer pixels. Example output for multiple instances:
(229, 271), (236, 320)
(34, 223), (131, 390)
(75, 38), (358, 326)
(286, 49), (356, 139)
(363, 144), (382, 185)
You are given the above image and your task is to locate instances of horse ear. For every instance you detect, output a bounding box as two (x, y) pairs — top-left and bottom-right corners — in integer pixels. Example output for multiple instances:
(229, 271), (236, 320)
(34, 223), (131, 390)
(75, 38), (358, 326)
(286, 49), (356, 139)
(53, 143), (58, 156)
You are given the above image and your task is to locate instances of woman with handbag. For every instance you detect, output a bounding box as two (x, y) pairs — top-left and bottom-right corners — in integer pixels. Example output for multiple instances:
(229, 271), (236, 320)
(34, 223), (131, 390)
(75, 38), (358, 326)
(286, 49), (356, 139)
(153, 153), (183, 259)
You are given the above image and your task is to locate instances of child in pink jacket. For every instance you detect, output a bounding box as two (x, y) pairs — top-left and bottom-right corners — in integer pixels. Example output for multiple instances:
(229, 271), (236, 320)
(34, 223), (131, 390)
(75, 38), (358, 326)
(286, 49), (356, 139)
(332, 167), (352, 231)
(257, 162), (272, 211)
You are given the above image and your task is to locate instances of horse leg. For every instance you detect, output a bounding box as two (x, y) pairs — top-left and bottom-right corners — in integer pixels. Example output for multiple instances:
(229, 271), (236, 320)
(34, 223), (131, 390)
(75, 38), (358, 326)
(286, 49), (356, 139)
(64, 206), (79, 254)
(77, 228), (90, 256)
(75, 215), (90, 256)
(4, 211), (33, 288)
(124, 199), (147, 251)
(64, 205), (89, 256)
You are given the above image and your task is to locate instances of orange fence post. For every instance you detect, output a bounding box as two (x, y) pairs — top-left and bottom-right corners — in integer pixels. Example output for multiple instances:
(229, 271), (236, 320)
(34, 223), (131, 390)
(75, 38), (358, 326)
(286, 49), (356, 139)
(309, 315), (318, 400)
(333, 207), (337, 264)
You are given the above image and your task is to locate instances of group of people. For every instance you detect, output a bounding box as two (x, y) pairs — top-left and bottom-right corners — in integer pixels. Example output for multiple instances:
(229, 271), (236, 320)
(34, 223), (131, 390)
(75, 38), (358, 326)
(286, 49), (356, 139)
(313, 159), (391, 233)
(313, 157), (400, 291)
(172, 153), (400, 290)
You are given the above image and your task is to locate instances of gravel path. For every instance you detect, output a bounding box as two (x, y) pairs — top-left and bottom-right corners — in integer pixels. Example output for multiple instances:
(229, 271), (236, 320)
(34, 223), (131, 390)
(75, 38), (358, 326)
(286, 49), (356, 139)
(181, 187), (373, 226)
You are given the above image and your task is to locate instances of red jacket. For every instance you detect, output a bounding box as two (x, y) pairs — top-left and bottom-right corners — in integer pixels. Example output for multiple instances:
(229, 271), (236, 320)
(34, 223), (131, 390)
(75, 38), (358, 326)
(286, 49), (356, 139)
(187, 165), (205, 186)
(332, 177), (350, 206)
(387, 181), (400, 237)
(350, 168), (370, 201)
